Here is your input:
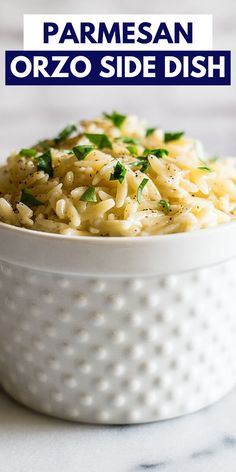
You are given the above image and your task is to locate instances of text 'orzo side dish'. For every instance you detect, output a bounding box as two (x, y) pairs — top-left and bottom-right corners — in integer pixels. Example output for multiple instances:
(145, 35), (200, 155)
(0, 112), (236, 236)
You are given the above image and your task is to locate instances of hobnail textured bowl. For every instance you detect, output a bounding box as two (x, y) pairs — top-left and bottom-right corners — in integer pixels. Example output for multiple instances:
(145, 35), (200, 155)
(0, 221), (236, 424)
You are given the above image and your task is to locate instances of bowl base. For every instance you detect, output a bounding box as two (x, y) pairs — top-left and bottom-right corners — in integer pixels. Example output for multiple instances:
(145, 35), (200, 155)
(1, 382), (235, 425)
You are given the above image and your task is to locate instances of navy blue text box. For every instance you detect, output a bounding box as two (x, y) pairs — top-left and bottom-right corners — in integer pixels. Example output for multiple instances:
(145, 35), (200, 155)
(5, 51), (231, 85)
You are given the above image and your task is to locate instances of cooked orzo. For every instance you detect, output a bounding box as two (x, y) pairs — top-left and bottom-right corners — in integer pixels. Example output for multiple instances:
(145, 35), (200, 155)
(0, 112), (236, 236)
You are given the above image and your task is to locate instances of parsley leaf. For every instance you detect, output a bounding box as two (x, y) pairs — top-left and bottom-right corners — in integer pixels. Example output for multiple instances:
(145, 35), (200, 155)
(129, 149), (167, 172)
(37, 149), (53, 178)
(110, 161), (127, 184)
(20, 189), (42, 207)
(73, 145), (94, 160)
(19, 148), (37, 157)
(143, 148), (169, 158)
(55, 124), (77, 143)
(103, 111), (126, 128)
(159, 199), (170, 213)
(129, 159), (150, 173)
(137, 178), (149, 203)
(127, 145), (138, 155)
(122, 137), (140, 144)
(146, 128), (156, 137)
(198, 166), (212, 172)
(164, 132), (184, 143)
(85, 133), (112, 149)
(80, 186), (97, 202)
(37, 140), (51, 150)
(140, 161), (150, 173)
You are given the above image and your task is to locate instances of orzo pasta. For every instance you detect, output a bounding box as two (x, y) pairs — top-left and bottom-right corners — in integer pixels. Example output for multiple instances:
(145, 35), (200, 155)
(0, 112), (236, 236)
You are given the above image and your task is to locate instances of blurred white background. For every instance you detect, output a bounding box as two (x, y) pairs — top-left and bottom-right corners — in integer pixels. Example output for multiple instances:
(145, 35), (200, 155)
(0, 0), (235, 156)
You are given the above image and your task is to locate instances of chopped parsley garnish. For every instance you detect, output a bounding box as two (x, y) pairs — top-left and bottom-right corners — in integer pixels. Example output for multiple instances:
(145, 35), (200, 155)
(37, 149), (53, 178)
(137, 178), (149, 203)
(80, 186), (97, 202)
(19, 148), (37, 157)
(55, 124), (77, 143)
(103, 111), (126, 128)
(129, 149), (167, 173)
(143, 148), (169, 158)
(164, 132), (184, 143)
(159, 199), (170, 213)
(127, 145), (138, 155)
(110, 161), (127, 184)
(146, 128), (156, 137)
(37, 140), (51, 150)
(85, 133), (112, 149)
(198, 165), (212, 172)
(122, 137), (140, 145)
(129, 156), (150, 172)
(198, 158), (213, 171)
(20, 189), (42, 207)
(140, 161), (149, 173)
(73, 145), (94, 160)
(129, 159), (150, 173)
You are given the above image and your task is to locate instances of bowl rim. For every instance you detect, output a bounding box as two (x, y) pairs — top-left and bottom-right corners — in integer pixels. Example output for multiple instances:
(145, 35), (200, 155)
(1, 219), (236, 275)
(0, 219), (236, 243)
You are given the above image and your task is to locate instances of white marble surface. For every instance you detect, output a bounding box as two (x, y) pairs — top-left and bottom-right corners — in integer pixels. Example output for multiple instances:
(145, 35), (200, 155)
(1, 386), (236, 471)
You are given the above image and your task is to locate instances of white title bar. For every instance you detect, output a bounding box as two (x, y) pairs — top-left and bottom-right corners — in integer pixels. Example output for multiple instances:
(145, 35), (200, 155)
(23, 14), (213, 51)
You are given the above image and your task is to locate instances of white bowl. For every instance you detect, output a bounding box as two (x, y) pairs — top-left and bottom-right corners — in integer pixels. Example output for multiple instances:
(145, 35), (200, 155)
(0, 221), (236, 424)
